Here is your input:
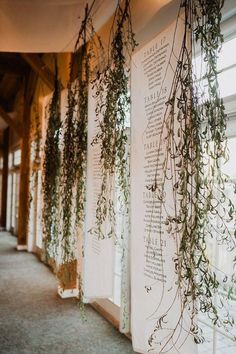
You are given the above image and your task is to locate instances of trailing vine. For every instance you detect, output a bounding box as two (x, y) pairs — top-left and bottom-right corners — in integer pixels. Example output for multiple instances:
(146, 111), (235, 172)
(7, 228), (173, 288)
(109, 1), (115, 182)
(32, 104), (42, 164)
(42, 62), (61, 262)
(28, 104), (42, 243)
(91, 0), (136, 240)
(147, 0), (236, 351)
(61, 2), (103, 264)
(61, 81), (77, 263)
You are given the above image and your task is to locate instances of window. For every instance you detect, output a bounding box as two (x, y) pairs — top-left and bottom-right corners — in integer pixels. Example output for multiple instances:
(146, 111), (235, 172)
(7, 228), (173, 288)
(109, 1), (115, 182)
(197, 23), (236, 354)
(7, 149), (21, 235)
(8, 152), (13, 169)
(93, 107), (131, 323)
(13, 149), (21, 166)
(198, 137), (236, 354)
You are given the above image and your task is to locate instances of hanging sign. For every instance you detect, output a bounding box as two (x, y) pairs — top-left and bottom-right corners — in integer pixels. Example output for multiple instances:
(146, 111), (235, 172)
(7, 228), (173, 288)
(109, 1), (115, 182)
(130, 21), (197, 354)
(83, 86), (115, 299)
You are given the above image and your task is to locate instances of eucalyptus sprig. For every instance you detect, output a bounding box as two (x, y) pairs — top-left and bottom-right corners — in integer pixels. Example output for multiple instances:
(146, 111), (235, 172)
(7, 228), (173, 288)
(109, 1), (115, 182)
(42, 61), (61, 262)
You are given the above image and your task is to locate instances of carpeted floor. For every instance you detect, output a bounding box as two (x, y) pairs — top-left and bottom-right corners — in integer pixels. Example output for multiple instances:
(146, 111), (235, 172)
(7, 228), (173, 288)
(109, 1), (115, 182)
(0, 232), (136, 354)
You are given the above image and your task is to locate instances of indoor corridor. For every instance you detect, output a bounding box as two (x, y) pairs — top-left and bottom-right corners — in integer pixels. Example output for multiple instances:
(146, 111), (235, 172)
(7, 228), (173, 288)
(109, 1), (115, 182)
(1, 1), (236, 354)
(0, 232), (135, 354)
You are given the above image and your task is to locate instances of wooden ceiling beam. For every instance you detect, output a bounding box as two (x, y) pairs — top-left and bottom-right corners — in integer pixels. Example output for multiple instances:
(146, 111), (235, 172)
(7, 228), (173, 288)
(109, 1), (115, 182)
(0, 74), (21, 102)
(25, 70), (38, 105)
(20, 53), (64, 91)
(0, 106), (22, 136)
(0, 57), (28, 76)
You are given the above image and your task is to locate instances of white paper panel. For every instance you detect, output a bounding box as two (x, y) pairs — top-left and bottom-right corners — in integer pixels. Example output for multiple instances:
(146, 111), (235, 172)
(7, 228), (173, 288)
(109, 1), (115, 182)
(118, 130), (131, 333)
(130, 21), (197, 354)
(83, 87), (115, 299)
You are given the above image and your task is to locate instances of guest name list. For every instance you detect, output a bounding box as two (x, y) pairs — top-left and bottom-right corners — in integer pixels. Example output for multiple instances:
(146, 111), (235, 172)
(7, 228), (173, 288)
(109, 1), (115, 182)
(131, 22), (196, 354)
(83, 87), (114, 299)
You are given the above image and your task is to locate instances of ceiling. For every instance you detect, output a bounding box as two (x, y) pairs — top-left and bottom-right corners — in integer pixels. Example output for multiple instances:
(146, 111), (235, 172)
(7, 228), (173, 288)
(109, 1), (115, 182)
(0, 0), (121, 134)
(0, 0), (174, 53)
(1, 0), (234, 138)
(0, 53), (28, 109)
(0, 53), (30, 134)
(0, 0), (174, 140)
(0, 0), (118, 53)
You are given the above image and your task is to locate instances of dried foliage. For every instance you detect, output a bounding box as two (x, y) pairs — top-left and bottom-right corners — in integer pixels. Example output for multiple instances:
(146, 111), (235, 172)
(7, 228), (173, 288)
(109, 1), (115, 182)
(147, 0), (236, 351)
(57, 260), (78, 290)
(61, 2), (103, 264)
(42, 63), (61, 261)
(91, 0), (136, 239)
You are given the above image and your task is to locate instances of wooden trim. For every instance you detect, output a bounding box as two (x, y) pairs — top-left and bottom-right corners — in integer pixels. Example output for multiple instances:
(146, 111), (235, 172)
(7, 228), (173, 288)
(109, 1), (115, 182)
(21, 53), (54, 91)
(0, 106), (22, 136)
(21, 54), (64, 91)
(90, 300), (132, 340)
(8, 166), (20, 173)
(9, 142), (22, 153)
(0, 128), (9, 227)
(17, 99), (31, 245)
(90, 301), (120, 329)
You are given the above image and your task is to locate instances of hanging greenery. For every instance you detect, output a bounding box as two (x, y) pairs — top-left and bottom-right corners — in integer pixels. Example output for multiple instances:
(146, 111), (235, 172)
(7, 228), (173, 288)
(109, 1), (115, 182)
(42, 62), (61, 262)
(28, 104), (42, 246)
(60, 82), (77, 263)
(147, 0), (236, 351)
(91, 0), (136, 240)
(61, 1), (104, 264)
(32, 104), (42, 164)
